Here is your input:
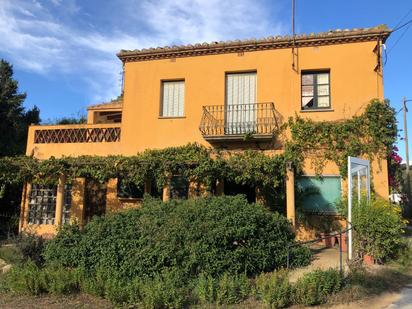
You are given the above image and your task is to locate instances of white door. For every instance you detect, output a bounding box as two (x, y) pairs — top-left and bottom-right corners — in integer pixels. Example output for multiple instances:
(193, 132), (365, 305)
(225, 72), (257, 134)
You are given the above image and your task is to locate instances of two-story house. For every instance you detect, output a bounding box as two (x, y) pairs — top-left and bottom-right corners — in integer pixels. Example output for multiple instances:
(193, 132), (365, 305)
(20, 25), (391, 236)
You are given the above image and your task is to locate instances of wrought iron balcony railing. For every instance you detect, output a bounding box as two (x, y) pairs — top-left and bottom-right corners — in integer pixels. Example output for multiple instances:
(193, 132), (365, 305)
(199, 102), (279, 140)
(34, 124), (121, 144)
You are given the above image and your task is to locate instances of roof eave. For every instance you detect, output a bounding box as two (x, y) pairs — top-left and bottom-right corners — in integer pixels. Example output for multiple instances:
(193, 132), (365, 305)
(117, 28), (391, 63)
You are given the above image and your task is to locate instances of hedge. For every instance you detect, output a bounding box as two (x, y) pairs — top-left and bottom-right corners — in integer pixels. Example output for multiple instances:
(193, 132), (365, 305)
(44, 195), (311, 279)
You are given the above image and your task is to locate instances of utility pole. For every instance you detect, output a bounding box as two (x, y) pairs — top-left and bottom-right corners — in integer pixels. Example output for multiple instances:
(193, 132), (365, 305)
(403, 97), (412, 211)
(404, 97), (410, 175)
(291, 0), (297, 71)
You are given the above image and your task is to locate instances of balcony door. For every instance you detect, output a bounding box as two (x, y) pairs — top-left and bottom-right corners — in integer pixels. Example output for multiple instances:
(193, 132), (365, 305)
(225, 72), (257, 134)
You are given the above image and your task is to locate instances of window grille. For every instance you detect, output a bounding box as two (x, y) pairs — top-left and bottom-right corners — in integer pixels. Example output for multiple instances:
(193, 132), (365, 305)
(28, 184), (57, 225)
(62, 184), (72, 224)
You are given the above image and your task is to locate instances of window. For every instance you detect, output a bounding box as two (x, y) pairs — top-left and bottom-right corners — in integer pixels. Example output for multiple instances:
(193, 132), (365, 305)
(225, 72), (257, 134)
(84, 179), (107, 223)
(223, 180), (256, 203)
(170, 175), (188, 199)
(296, 176), (341, 214)
(28, 184), (57, 225)
(301, 71), (330, 110)
(62, 184), (72, 224)
(161, 80), (185, 117)
(117, 177), (144, 199)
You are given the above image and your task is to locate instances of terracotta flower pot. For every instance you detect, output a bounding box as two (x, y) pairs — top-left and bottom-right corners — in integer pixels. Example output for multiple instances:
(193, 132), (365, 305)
(363, 254), (374, 265)
(321, 233), (336, 248)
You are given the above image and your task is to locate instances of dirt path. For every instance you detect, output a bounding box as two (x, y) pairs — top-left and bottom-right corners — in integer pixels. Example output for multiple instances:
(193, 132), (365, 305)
(383, 283), (412, 309)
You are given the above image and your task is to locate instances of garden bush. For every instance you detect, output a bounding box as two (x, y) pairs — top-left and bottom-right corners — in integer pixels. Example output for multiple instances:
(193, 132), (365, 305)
(293, 268), (343, 305)
(43, 224), (83, 268)
(45, 195), (311, 280)
(255, 270), (292, 308)
(1, 261), (46, 295)
(195, 273), (216, 304)
(15, 234), (46, 266)
(215, 273), (251, 305)
(1, 261), (79, 296)
(195, 272), (251, 305)
(42, 264), (79, 294)
(352, 198), (406, 262)
(138, 270), (190, 309)
(78, 266), (109, 297)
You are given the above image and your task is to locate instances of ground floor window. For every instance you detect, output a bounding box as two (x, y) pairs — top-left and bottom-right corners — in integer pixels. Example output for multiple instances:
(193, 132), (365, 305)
(296, 176), (341, 214)
(224, 180), (256, 203)
(62, 184), (72, 224)
(84, 179), (107, 223)
(170, 175), (189, 199)
(117, 177), (144, 199)
(28, 184), (57, 225)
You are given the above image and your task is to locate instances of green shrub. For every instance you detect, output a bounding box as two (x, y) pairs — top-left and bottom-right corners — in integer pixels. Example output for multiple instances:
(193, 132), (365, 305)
(45, 196), (310, 281)
(139, 270), (189, 309)
(255, 270), (291, 308)
(104, 277), (132, 305)
(352, 198), (406, 261)
(195, 273), (217, 303)
(16, 234), (46, 266)
(293, 268), (343, 305)
(195, 272), (251, 305)
(78, 266), (108, 297)
(42, 264), (79, 294)
(1, 262), (79, 296)
(43, 224), (82, 268)
(216, 273), (251, 305)
(125, 277), (145, 305)
(2, 261), (46, 295)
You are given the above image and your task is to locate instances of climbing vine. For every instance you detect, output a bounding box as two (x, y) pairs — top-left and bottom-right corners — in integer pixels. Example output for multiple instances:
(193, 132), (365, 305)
(0, 99), (398, 197)
(286, 99), (397, 176)
(0, 144), (288, 197)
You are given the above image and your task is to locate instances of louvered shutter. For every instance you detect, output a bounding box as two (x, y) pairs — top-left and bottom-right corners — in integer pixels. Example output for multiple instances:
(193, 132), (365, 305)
(225, 73), (257, 134)
(162, 81), (185, 117)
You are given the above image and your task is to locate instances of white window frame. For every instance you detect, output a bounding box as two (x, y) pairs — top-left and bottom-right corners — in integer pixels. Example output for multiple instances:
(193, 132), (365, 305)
(160, 80), (185, 118)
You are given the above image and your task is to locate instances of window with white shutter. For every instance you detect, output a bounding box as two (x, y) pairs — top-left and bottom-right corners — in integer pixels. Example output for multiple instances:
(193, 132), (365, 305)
(161, 80), (185, 117)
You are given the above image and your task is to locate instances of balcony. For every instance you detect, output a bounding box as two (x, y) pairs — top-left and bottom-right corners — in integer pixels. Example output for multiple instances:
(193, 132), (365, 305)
(199, 102), (279, 141)
(33, 124), (121, 144)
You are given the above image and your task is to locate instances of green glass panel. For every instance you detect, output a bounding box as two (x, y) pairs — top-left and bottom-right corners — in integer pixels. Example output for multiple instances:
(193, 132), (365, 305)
(296, 176), (341, 214)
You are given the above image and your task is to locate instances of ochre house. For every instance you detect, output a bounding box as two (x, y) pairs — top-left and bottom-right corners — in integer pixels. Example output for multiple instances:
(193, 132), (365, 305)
(21, 25), (391, 237)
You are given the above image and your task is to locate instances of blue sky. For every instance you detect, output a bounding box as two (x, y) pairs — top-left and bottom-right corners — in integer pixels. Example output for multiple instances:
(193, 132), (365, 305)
(0, 0), (411, 158)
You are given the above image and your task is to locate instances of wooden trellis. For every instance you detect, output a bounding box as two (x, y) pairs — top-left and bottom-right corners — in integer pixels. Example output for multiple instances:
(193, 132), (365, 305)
(34, 127), (121, 144)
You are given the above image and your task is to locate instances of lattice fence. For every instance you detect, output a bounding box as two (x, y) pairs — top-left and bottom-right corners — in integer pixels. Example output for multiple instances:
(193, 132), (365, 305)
(34, 127), (121, 143)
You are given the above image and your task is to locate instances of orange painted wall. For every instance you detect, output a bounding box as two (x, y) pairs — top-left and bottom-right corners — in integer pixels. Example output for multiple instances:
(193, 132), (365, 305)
(121, 41), (383, 154)
(24, 40), (388, 199)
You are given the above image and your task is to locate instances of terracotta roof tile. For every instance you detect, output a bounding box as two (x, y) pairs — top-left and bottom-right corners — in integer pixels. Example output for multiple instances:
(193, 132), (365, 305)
(87, 98), (123, 110)
(117, 25), (391, 62)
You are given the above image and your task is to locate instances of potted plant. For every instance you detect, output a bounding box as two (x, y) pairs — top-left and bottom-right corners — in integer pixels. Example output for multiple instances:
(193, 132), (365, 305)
(363, 254), (374, 265)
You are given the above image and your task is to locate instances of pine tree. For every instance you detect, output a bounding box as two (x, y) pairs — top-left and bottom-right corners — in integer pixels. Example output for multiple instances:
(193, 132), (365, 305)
(0, 59), (40, 156)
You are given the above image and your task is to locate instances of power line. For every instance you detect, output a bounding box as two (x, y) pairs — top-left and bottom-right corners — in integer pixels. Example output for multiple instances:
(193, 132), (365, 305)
(384, 9), (412, 64)
(392, 18), (412, 33)
(387, 21), (412, 55)
(392, 8), (412, 31)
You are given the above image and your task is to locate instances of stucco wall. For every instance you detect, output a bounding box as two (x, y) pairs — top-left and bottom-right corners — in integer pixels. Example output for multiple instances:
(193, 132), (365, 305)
(121, 41), (383, 154)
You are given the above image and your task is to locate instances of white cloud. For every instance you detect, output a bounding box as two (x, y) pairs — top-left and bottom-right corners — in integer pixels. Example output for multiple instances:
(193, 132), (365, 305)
(0, 0), (285, 105)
